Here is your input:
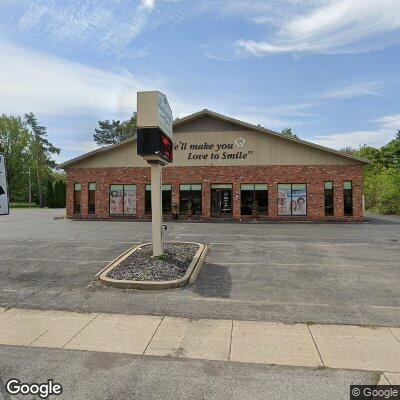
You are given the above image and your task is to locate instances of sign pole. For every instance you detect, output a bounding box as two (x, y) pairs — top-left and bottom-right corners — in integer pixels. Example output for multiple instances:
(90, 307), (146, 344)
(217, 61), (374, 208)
(136, 90), (173, 258)
(150, 161), (163, 256)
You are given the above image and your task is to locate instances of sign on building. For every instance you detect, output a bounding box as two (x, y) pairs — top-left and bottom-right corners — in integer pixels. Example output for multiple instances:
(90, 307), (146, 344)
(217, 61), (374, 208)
(0, 153), (9, 215)
(137, 91), (173, 164)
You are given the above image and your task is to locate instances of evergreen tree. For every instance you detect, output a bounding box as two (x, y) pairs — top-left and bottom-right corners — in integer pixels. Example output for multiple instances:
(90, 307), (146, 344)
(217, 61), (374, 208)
(281, 127), (298, 139)
(93, 112), (137, 146)
(25, 113), (60, 207)
(46, 180), (54, 208)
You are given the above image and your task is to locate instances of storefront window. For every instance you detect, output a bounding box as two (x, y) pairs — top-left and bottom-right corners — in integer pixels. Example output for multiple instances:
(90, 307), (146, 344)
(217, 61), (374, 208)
(74, 183), (81, 214)
(179, 184), (202, 215)
(88, 183), (96, 214)
(277, 184), (307, 216)
(241, 184), (268, 215)
(145, 184), (172, 215)
(324, 181), (334, 216)
(109, 184), (136, 215)
(343, 181), (353, 216)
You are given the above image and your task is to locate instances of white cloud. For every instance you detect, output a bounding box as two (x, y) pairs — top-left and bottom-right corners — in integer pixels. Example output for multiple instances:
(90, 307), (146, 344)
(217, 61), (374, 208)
(0, 41), (153, 116)
(236, 0), (400, 55)
(312, 113), (400, 149)
(323, 81), (388, 99)
(141, 0), (155, 9)
(14, 0), (166, 55)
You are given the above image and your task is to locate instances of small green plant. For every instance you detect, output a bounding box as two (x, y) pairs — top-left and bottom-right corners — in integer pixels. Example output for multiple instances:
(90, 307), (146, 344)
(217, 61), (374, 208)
(156, 254), (167, 261)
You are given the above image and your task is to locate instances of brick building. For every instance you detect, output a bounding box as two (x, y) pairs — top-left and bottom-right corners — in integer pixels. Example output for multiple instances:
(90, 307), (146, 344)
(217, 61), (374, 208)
(61, 110), (369, 222)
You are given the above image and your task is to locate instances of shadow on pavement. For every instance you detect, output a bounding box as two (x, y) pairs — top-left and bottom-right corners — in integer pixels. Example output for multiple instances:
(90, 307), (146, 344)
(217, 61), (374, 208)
(194, 263), (231, 299)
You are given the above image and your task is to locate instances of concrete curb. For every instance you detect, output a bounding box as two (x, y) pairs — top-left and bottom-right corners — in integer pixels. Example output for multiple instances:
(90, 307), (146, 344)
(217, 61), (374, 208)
(189, 244), (208, 284)
(99, 242), (206, 290)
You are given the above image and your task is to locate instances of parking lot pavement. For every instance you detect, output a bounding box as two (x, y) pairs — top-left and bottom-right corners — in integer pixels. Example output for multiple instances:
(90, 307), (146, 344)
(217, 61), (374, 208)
(0, 344), (375, 400)
(0, 209), (399, 326)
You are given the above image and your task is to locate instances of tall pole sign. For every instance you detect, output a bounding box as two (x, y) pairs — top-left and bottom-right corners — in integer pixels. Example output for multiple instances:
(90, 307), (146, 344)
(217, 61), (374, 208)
(137, 91), (173, 256)
(0, 153), (10, 216)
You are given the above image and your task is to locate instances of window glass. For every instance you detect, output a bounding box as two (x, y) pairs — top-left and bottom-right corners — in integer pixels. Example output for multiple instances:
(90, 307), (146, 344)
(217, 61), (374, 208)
(110, 185), (124, 214)
(241, 184), (268, 215)
(145, 184), (172, 215)
(241, 184), (254, 191)
(180, 184), (202, 215)
(211, 184), (232, 189)
(74, 182), (81, 214)
(123, 185), (136, 215)
(255, 184), (268, 191)
(88, 182), (96, 214)
(343, 181), (353, 216)
(344, 181), (352, 190)
(277, 184), (292, 216)
(291, 184), (307, 216)
(324, 181), (334, 216)
(278, 184), (307, 216)
(109, 185), (136, 215)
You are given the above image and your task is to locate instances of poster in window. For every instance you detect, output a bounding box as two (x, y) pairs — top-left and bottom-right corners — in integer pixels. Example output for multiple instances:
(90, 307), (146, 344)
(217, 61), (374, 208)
(278, 186), (291, 215)
(110, 187), (123, 214)
(291, 187), (307, 215)
(124, 185), (136, 215)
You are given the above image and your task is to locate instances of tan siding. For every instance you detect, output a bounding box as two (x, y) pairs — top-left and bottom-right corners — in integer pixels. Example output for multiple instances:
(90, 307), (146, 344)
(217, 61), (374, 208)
(68, 115), (361, 169)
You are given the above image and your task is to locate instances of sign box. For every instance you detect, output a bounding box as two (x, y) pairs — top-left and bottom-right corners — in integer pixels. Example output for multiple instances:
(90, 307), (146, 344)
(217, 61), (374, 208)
(137, 91), (173, 139)
(0, 153), (9, 215)
(137, 91), (173, 163)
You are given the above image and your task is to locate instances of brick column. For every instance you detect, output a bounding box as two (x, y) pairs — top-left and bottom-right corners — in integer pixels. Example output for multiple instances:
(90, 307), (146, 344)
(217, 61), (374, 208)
(202, 181), (211, 219)
(269, 183), (278, 218)
(171, 183), (180, 214)
(136, 183), (145, 219)
(334, 181), (344, 219)
(232, 182), (241, 220)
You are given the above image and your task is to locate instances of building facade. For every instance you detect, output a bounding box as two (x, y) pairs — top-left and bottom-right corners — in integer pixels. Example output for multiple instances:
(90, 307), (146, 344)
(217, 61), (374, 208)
(61, 110), (368, 222)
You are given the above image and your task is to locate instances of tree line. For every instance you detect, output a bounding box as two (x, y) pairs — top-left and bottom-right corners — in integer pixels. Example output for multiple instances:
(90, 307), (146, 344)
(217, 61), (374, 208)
(0, 113), (65, 208)
(352, 132), (400, 215)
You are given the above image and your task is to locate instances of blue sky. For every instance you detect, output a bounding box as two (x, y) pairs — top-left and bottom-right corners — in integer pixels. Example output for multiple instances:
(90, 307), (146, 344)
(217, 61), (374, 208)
(0, 0), (399, 163)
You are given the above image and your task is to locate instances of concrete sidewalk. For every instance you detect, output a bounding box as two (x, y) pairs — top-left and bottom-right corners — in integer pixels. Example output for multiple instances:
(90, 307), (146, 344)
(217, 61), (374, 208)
(0, 307), (399, 384)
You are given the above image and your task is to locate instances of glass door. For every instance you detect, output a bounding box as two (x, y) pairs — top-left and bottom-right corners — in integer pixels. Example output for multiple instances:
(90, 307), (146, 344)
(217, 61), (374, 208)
(211, 184), (232, 218)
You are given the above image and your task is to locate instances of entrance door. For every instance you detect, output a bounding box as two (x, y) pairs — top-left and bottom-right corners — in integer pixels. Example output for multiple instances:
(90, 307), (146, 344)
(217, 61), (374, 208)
(211, 184), (232, 218)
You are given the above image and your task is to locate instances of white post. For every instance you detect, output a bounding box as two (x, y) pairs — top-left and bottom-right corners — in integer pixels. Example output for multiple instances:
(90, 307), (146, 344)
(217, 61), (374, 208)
(150, 162), (163, 256)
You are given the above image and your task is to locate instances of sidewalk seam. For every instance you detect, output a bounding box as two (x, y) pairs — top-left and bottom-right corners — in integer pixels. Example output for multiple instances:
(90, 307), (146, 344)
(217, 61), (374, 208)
(143, 316), (165, 355)
(387, 327), (400, 345)
(307, 325), (325, 367)
(61, 313), (100, 348)
(28, 329), (49, 346)
(228, 320), (234, 361)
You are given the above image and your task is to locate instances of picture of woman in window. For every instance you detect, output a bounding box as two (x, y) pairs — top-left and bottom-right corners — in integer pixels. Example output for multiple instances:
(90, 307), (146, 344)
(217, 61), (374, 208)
(296, 197), (306, 214)
(110, 190), (123, 214)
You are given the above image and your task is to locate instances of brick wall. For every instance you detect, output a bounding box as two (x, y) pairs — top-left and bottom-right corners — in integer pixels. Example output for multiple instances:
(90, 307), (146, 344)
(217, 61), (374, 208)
(66, 165), (364, 221)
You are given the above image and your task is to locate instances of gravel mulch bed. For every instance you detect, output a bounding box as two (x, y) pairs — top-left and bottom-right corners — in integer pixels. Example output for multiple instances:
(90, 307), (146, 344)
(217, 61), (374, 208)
(107, 243), (199, 282)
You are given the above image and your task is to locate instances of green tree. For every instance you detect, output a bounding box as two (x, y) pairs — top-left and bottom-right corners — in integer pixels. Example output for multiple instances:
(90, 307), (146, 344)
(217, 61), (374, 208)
(25, 113), (60, 207)
(355, 133), (400, 215)
(281, 127), (298, 139)
(93, 112), (137, 146)
(46, 180), (54, 208)
(0, 115), (33, 202)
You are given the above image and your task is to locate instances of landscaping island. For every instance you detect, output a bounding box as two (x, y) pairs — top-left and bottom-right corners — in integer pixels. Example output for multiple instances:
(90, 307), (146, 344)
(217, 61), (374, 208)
(99, 242), (207, 289)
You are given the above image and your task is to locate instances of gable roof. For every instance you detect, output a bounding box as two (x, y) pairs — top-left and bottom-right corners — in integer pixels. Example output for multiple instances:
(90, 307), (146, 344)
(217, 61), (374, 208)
(60, 109), (370, 168)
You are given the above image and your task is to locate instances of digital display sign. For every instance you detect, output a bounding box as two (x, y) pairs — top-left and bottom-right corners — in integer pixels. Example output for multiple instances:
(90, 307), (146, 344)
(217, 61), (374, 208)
(137, 128), (173, 163)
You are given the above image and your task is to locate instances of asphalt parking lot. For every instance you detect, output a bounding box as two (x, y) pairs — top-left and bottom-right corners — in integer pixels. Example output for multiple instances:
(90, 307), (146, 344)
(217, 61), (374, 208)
(0, 209), (399, 326)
